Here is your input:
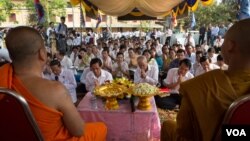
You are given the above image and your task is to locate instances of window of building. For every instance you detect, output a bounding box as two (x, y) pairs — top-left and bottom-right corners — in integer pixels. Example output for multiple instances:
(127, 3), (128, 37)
(9, 13), (16, 22)
(68, 14), (73, 22)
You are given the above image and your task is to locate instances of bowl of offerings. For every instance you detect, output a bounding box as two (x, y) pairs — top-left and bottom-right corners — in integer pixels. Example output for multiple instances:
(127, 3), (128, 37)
(93, 80), (131, 110)
(132, 83), (159, 110)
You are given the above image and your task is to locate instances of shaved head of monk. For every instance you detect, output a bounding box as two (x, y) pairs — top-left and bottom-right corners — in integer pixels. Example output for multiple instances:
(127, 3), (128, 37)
(221, 18), (250, 71)
(5, 26), (47, 67)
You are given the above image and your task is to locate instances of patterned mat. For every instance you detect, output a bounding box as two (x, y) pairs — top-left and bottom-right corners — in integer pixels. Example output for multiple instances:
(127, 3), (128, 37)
(157, 108), (178, 124)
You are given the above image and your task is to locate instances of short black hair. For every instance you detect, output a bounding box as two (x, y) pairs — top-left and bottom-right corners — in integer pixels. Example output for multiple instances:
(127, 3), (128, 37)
(195, 44), (201, 48)
(90, 58), (102, 67)
(119, 44), (127, 50)
(128, 48), (134, 51)
(50, 59), (61, 67)
(179, 58), (192, 69)
(217, 54), (224, 61)
(60, 16), (65, 20)
(116, 52), (124, 57)
(142, 49), (150, 55)
(169, 48), (175, 52)
(58, 50), (66, 56)
(207, 47), (215, 53)
(177, 49), (185, 54)
(49, 22), (54, 25)
(72, 46), (78, 50)
(79, 48), (87, 52)
(200, 56), (208, 63)
(196, 51), (203, 56)
(102, 48), (109, 54)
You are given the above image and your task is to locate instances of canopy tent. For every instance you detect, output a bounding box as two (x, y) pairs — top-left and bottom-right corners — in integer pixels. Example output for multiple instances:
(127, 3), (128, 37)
(70, 0), (213, 20)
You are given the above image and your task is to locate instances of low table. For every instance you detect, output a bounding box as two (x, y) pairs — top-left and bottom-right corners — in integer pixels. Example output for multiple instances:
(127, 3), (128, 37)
(77, 92), (161, 141)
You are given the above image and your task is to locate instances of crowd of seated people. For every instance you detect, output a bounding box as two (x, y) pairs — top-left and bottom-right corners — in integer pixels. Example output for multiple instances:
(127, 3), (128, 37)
(0, 22), (229, 109)
(0, 19), (237, 141)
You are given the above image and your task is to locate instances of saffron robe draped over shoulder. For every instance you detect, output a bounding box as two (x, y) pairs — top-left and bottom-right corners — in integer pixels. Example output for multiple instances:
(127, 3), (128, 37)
(161, 69), (250, 141)
(0, 64), (107, 141)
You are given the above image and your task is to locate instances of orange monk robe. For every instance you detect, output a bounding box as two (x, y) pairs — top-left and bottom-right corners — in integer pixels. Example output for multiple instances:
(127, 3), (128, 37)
(161, 69), (250, 141)
(0, 64), (107, 141)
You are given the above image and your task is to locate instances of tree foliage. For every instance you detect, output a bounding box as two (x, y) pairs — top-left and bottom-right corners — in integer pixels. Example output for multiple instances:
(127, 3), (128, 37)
(182, 2), (238, 30)
(24, 0), (67, 25)
(0, 0), (14, 23)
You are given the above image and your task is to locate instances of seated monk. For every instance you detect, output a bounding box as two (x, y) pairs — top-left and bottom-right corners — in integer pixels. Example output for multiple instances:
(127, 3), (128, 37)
(161, 19), (250, 141)
(0, 26), (107, 141)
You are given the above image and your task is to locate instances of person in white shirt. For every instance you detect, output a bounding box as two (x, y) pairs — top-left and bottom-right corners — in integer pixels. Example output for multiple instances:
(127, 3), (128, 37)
(211, 25), (220, 46)
(74, 48), (88, 70)
(193, 51), (203, 75)
(185, 44), (196, 64)
(49, 60), (77, 104)
(155, 59), (194, 110)
(126, 48), (138, 70)
(155, 39), (163, 56)
(73, 33), (81, 46)
(85, 58), (113, 92)
(214, 35), (224, 48)
(69, 46), (79, 65)
(110, 43), (119, 60)
(56, 50), (73, 69)
(112, 52), (129, 78)
(46, 22), (54, 38)
(46, 22), (55, 46)
(134, 55), (159, 85)
(80, 67), (91, 84)
(165, 28), (173, 45)
(195, 56), (220, 76)
(184, 33), (196, 47)
(101, 48), (112, 73)
(0, 46), (12, 63)
(207, 47), (218, 63)
(213, 35), (224, 53)
(92, 45), (102, 59)
(216, 54), (228, 70)
(142, 49), (159, 71)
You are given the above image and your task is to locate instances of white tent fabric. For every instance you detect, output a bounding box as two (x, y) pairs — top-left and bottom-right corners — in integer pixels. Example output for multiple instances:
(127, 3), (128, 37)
(89, 0), (184, 16)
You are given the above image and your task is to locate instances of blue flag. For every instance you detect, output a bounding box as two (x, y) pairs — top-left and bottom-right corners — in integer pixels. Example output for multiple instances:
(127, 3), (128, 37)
(96, 14), (102, 28)
(191, 12), (196, 29)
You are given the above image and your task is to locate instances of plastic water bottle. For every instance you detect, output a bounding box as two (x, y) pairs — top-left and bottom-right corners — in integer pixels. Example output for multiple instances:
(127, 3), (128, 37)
(91, 95), (98, 110)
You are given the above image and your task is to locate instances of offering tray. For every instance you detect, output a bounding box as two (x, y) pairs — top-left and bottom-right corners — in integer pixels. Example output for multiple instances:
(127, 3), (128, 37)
(94, 83), (127, 110)
(132, 83), (159, 110)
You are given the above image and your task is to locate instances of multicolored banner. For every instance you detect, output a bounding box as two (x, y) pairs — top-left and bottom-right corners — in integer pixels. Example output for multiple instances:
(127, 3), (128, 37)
(34, 0), (45, 24)
(80, 4), (85, 27)
(95, 14), (101, 28)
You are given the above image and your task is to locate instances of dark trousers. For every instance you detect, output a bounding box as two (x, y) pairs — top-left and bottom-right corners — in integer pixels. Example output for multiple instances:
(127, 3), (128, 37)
(155, 93), (181, 110)
(207, 36), (211, 46)
(57, 38), (67, 52)
(199, 34), (205, 45)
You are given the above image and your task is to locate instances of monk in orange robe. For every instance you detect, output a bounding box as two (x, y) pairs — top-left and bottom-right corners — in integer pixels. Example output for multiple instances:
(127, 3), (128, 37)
(161, 19), (250, 141)
(0, 26), (107, 141)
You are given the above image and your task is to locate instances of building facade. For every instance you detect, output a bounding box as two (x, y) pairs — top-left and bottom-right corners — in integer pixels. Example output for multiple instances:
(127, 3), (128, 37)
(0, 0), (163, 31)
